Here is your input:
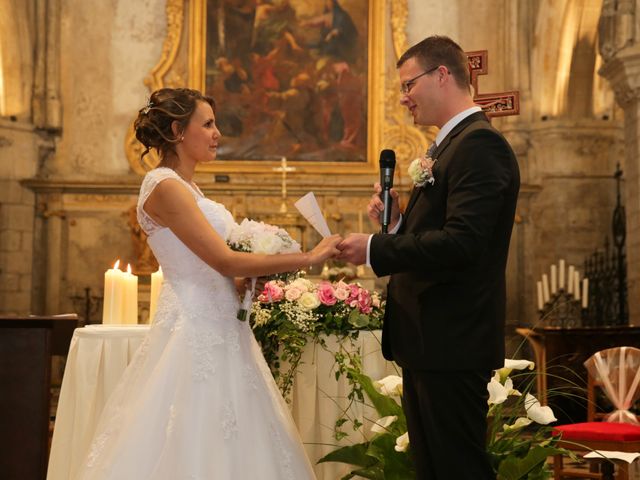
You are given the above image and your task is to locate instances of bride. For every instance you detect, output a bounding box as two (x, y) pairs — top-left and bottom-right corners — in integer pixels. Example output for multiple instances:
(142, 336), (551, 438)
(74, 87), (341, 479)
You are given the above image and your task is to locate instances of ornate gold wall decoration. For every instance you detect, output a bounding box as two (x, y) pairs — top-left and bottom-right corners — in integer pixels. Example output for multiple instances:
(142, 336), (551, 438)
(124, 0), (185, 174)
(387, 0), (434, 175)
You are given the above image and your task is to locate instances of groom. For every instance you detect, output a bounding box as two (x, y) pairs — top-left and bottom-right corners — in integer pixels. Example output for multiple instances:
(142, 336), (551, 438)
(337, 36), (520, 479)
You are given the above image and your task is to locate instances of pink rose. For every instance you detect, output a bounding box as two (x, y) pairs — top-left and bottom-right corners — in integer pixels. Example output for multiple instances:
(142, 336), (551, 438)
(334, 281), (350, 301)
(317, 281), (337, 306)
(347, 284), (361, 307)
(258, 281), (284, 303)
(357, 289), (373, 313)
(285, 285), (303, 301)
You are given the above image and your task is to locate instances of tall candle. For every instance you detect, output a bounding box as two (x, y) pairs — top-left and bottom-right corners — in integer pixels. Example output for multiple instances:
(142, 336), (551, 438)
(567, 265), (575, 294)
(122, 263), (138, 324)
(542, 274), (550, 303)
(559, 259), (565, 290)
(573, 271), (580, 301)
(536, 281), (544, 310)
(550, 264), (557, 294)
(102, 260), (124, 324)
(582, 278), (589, 309)
(149, 267), (164, 324)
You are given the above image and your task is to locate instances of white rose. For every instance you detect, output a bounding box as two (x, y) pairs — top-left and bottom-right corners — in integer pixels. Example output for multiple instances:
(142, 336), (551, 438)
(298, 291), (320, 310)
(394, 432), (410, 452)
(291, 278), (314, 293)
(253, 234), (284, 254)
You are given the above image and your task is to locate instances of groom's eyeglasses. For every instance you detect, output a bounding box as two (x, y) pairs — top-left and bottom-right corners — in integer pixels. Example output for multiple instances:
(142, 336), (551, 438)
(400, 65), (440, 95)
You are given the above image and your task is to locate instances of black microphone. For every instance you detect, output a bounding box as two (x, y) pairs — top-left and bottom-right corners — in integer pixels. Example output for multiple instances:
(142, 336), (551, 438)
(379, 149), (396, 233)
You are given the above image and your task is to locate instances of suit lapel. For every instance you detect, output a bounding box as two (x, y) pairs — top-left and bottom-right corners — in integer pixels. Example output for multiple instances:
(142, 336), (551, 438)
(402, 112), (489, 223)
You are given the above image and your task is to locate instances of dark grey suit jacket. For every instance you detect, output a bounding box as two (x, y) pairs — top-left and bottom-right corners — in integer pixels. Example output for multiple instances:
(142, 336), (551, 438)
(370, 112), (520, 371)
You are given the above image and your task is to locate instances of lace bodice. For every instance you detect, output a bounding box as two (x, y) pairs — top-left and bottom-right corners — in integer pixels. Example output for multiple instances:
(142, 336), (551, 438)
(136, 168), (238, 318)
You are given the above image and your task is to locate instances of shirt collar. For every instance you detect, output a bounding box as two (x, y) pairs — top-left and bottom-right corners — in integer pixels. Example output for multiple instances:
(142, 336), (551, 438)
(434, 106), (482, 146)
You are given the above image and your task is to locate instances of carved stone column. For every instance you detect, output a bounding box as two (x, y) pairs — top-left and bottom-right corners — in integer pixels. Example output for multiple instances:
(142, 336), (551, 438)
(598, 0), (640, 323)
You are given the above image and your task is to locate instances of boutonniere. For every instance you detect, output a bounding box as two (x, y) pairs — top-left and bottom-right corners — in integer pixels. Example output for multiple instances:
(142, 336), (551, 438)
(408, 154), (437, 187)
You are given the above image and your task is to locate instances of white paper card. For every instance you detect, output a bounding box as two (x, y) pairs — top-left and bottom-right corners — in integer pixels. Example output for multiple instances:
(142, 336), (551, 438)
(584, 450), (640, 463)
(294, 192), (331, 238)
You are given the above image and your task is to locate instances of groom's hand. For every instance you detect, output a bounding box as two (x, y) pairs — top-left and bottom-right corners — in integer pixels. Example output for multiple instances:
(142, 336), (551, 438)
(336, 233), (369, 265)
(368, 182), (400, 230)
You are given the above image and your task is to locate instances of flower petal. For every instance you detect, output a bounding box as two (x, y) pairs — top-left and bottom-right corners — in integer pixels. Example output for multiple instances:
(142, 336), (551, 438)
(487, 374), (508, 405)
(502, 417), (533, 431)
(374, 375), (403, 397)
(525, 393), (557, 424)
(394, 432), (410, 452)
(504, 359), (535, 370)
(370, 415), (398, 434)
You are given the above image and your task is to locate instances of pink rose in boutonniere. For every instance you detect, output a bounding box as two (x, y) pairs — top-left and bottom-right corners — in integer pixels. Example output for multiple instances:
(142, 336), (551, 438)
(408, 154), (436, 187)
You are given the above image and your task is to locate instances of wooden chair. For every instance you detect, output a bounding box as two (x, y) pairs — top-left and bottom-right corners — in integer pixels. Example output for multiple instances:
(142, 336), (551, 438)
(553, 346), (640, 480)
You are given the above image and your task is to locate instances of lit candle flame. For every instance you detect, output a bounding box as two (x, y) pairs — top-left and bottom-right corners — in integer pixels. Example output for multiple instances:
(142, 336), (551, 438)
(127, 263), (132, 274)
(113, 259), (120, 270)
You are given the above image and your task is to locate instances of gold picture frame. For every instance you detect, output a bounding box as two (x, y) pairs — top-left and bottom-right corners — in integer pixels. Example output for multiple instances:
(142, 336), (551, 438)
(125, 0), (431, 178)
(191, 0), (385, 174)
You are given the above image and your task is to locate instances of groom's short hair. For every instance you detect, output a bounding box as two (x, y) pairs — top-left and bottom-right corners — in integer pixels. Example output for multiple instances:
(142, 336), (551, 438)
(397, 36), (470, 91)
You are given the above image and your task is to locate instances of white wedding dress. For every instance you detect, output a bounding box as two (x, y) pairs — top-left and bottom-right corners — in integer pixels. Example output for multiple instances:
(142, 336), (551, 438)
(75, 168), (316, 480)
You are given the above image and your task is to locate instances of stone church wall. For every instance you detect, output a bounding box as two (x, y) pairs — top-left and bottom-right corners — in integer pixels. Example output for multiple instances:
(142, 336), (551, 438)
(0, 0), (632, 346)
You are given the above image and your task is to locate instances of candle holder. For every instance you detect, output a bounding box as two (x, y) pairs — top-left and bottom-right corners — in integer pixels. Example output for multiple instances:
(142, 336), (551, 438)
(538, 290), (584, 328)
(69, 287), (104, 325)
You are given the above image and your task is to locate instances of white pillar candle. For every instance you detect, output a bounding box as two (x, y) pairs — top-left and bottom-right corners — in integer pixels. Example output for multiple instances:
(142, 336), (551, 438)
(102, 260), (124, 324)
(573, 271), (580, 301)
(149, 267), (164, 324)
(550, 264), (557, 294)
(582, 278), (589, 309)
(537, 281), (544, 310)
(122, 264), (139, 324)
(542, 274), (550, 303)
(567, 265), (575, 294)
(559, 259), (565, 290)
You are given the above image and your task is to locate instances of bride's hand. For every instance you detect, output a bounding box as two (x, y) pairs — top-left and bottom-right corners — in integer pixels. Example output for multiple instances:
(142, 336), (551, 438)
(308, 234), (342, 265)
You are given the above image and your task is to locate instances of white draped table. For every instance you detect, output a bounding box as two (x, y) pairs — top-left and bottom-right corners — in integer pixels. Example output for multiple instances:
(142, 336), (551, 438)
(47, 326), (395, 480)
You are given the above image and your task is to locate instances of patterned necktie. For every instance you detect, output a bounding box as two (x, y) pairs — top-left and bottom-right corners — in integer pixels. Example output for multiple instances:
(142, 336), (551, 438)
(426, 142), (437, 158)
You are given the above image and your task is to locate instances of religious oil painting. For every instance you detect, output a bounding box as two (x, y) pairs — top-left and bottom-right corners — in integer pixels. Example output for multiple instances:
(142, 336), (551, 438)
(192, 0), (383, 171)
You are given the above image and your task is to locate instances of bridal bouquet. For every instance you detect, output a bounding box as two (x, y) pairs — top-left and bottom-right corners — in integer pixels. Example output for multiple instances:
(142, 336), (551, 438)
(250, 277), (384, 397)
(227, 219), (301, 321)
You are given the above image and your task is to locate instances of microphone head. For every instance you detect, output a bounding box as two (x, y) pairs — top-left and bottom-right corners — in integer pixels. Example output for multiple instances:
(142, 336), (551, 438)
(379, 149), (396, 169)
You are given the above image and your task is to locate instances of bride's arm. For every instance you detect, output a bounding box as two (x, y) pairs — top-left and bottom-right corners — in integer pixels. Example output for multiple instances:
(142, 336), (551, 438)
(144, 179), (341, 277)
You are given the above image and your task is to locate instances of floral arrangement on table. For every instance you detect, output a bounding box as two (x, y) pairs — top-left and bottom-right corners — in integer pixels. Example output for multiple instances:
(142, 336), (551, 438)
(320, 358), (574, 480)
(227, 218), (301, 320)
(250, 276), (385, 398)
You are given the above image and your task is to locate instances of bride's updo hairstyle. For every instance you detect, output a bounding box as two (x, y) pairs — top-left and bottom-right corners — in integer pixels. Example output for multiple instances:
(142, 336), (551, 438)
(134, 87), (216, 164)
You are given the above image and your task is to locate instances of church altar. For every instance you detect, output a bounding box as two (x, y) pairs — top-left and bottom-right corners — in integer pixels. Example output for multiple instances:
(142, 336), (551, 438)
(46, 325), (395, 480)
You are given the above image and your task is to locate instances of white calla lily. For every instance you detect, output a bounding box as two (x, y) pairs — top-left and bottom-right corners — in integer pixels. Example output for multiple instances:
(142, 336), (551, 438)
(487, 372), (509, 405)
(504, 359), (535, 370)
(524, 393), (557, 424)
(374, 375), (403, 397)
(394, 432), (410, 452)
(370, 415), (398, 434)
(502, 417), (533, 432)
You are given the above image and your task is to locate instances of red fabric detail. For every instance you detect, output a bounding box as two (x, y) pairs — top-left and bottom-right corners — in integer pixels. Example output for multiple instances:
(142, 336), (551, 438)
(554, 422), (640, 442)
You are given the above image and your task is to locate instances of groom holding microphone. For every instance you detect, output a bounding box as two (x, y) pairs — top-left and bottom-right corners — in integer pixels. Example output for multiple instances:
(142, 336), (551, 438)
(337, 35), (520, 479)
